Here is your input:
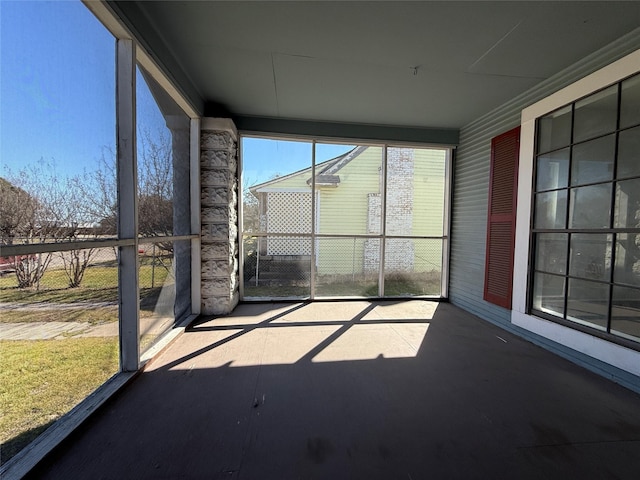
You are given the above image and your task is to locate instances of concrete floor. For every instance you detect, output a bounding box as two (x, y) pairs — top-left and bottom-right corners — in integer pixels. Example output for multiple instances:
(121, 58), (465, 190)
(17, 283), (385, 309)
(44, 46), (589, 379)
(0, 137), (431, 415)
(27, 301), (640, 479)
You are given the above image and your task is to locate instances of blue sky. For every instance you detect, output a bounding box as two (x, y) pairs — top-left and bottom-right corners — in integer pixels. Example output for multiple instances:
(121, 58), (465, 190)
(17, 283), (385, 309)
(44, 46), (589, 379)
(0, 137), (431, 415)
(1, 0), (116, 177)
(242, 138), (355, 187)
(1, 0), (165, 180)
(0, 0), (352, 187)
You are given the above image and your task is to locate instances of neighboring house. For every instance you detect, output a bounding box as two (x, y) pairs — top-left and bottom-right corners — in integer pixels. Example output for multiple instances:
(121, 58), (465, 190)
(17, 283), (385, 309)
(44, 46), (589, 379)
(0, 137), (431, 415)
(248, 146), (446, 279)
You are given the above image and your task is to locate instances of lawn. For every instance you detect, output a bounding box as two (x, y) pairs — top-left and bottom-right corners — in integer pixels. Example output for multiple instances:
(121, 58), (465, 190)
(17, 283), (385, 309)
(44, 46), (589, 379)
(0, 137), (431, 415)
(0, 266), (119, 303)
(0, 337), (119, 464)
(0, 261), (171, 325)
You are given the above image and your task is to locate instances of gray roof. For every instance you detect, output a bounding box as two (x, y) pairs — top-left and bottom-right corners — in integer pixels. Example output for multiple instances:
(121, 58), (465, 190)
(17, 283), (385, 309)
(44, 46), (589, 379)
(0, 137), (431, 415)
(250, 146), (367, 193)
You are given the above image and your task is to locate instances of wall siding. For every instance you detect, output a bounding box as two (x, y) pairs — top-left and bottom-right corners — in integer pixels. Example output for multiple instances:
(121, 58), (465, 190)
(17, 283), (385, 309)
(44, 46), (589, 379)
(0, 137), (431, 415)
(450, 27), (640, 326)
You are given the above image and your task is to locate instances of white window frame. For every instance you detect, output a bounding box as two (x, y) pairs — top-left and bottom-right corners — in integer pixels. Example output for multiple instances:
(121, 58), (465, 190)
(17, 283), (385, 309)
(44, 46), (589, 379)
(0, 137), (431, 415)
(512, 48), (640, 377)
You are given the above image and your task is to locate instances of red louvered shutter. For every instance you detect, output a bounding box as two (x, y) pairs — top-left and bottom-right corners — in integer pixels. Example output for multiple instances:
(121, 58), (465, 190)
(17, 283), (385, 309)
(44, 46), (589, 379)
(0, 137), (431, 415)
(483, 126), (520, 309)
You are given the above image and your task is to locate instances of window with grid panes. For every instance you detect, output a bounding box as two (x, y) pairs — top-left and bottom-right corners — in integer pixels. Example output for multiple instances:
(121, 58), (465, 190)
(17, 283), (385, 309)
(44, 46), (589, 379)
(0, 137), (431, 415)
(531, 73), (640, 345)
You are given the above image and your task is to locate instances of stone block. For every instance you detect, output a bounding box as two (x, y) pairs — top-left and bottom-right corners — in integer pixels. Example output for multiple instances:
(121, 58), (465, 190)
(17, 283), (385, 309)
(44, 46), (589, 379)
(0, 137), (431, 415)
(201, 205), (229, 223)
(201, 132), (234, 150)
(201, 297), (232, 316)
(201, 169), (230, 187)
(201, 243), (229, 260)
(201, 188), (230, 207)
(201, 277), (230, 296)
(202, 259), (230, 277)
(201, 150), (231, 170)
(202, 223), (229, 239)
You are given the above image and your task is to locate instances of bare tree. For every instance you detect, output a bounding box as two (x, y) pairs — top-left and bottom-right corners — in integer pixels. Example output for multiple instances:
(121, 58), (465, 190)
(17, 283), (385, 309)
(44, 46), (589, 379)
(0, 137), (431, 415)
(241, 178), (261, 281)
(138, 129), (173, 240)
(82, 146), (118, 236)
(87, 129), (175, 269)
(87, 130), (175, 241)
(0, 175), (50, 289)
(55, 175), (106, 288)
(1, 127), (178, 289)
(59, 248), (95, 288)
(1, 161), (107, 289)
(242, 177), (260, 234)
(1, 164), (60, 288)
(0, 177), (36, 246)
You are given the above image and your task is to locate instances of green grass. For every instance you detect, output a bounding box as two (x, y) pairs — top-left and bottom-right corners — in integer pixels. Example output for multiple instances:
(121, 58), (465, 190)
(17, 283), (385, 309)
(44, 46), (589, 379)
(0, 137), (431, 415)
(0, 289), (165, 325)
(0, 337), (119, 464)
(375, 272), (442, 296)
(0, 263), (170, 325)
(0, 266), (119, 303)
(0, 263), (169, 302)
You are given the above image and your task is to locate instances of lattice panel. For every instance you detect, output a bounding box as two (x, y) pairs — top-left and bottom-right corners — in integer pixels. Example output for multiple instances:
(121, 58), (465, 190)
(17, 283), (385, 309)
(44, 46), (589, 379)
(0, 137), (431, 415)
(267, 192), (312, 255)
(267, 236), (312, 256)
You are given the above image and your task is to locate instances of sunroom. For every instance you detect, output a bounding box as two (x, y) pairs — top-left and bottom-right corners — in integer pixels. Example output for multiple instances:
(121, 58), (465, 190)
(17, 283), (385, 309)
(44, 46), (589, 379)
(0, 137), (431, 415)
(2, 1), (640, 478)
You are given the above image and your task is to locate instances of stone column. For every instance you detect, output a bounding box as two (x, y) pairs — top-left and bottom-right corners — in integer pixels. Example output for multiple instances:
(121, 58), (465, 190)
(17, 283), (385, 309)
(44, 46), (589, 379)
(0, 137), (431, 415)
(200, 118), (239, 315)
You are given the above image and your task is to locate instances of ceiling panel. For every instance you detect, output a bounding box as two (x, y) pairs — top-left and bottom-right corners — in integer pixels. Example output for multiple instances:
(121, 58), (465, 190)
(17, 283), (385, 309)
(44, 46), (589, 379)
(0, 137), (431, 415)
(468, 3), (640, 78)
(271, 53), (541, 127)
(182, 45), (279, 117)
(131, 1), (640, 128)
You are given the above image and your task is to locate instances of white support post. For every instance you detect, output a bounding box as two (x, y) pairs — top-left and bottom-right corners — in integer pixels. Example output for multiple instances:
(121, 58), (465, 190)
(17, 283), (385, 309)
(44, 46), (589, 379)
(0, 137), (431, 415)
(379, 146), (388, 297)
(117, 38), (140, 372)
(238, 133), (245, 300)
(190, 117), (202, 315)
(310, 141), (316, 299)
(441, 148), (452, 298)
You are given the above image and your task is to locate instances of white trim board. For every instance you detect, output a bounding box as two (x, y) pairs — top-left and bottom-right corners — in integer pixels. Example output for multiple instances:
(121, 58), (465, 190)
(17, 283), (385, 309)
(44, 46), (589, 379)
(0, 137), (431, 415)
(255, 187), (312, 193)
(512, 311), (640, 377)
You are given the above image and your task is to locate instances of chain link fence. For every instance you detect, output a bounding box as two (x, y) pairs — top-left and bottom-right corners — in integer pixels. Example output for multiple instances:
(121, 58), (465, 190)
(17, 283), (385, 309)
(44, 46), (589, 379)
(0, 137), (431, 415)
(242, 236), (443, 298)
(0, 243), (174, 294)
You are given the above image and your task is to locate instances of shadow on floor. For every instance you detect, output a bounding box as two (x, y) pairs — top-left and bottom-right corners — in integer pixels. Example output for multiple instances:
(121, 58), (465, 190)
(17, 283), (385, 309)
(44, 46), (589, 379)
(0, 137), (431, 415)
(26, 301), (640, 479)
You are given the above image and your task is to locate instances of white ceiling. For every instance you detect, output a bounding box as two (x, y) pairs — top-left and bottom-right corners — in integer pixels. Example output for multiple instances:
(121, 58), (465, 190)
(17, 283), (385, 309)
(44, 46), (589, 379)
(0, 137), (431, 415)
(126, 1), (640, 129)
